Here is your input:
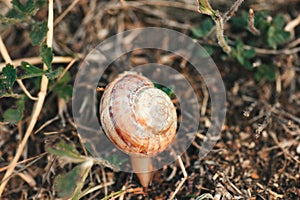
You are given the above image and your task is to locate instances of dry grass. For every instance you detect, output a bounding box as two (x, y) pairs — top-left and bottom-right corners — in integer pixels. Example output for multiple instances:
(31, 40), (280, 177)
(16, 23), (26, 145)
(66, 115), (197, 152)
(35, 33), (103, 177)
(0, 0), (300, 199)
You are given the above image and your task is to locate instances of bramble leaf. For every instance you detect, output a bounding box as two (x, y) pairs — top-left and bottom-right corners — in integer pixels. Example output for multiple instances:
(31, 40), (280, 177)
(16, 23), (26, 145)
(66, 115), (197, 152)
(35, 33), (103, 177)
(19, 62), (44, 79)
(40, 43), (53, 68)
(11, 0), (26, 13)
(30, 21), (47, 45)
(2, 64), (17, 91)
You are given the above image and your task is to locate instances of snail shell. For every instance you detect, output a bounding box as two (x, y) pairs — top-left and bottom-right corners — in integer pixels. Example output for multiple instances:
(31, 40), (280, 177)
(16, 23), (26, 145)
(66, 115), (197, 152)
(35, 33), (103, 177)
(99, 71), (177, 157)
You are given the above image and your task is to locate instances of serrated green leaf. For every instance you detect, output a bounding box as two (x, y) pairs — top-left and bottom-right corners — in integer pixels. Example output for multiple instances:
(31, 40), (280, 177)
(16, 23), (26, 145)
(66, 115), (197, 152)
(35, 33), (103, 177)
(2, 64), (17, 90)
(10, 0), (38, 16)
(19, 61), (44, 79)
(191, 18), (214, 38)
(3, 96), (25, 124)
(25, 0), (36, 15)
(11, 0), (26, 13)
(30, 21), (47, 45)
(40, 43), (53, 68)
(45, 68), (63, 80)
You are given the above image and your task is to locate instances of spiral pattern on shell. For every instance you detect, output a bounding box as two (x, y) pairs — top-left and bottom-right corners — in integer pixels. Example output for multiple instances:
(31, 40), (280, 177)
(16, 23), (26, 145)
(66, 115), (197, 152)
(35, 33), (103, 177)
(99, 71), (177, 157)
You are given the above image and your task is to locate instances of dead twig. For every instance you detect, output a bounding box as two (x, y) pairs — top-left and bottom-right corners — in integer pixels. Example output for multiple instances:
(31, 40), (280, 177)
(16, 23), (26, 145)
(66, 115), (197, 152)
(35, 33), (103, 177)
(0, 0), (54, 196)
(168, 155), (187, 200)
(223, 0), (245, 22)
(248, 8), (261, 35)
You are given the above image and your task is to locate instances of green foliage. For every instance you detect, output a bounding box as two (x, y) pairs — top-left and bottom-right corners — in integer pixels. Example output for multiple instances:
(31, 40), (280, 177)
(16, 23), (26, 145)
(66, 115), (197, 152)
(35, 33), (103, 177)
(30, 21), (48, 46)
(153, 82), (176, 99)
(192, 10), (291, 81)
(266, 15), (290, 49)
(231, 11), (290, 49)
(3, 96), (25, 124)
(0, 64), (17, 95)
(19, 62), (61, 80)
(254, 64), (276, 81)
(231, 40), (255, 70)
(47, 140), (101, 200)
(191, 18), (214, 38)
(0, 0), (45, 23)
(54, 159), (94, 200)
(52, 71), (73, 101)
(40, 43), (53, 67)
(46, 140), (86, 163)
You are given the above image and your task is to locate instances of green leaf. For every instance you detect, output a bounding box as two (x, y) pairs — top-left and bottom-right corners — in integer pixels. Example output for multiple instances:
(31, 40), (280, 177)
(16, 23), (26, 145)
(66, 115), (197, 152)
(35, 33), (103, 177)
(3, 96), (25, 124)
(11, 0), (26, 13)
(2, 64), (17, 90)
(45, 68), (63, 80)
(273, 15), (285, 29)
(254, 64), (276, 81)
(29, 21), (47, 45)
(230, 11), (248, 29)
(11, 0), (37, 16)
(40, 43), (53, 68)
(191, 18), (214, 38)
(54, 166), (81, 198)
(153, 82), (175, 99)
(25, 0), (36, 15)
(244, 48), (256, 59)
(46, 140), (85, 163)
(54, 159), (94, 199)
(19, 62), (44, 79)
(231, 41), (256, 70)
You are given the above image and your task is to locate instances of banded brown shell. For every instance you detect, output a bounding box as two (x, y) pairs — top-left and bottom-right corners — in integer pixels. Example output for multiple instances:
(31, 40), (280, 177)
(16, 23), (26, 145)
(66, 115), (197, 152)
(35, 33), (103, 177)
(99, 71), (177, 157)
